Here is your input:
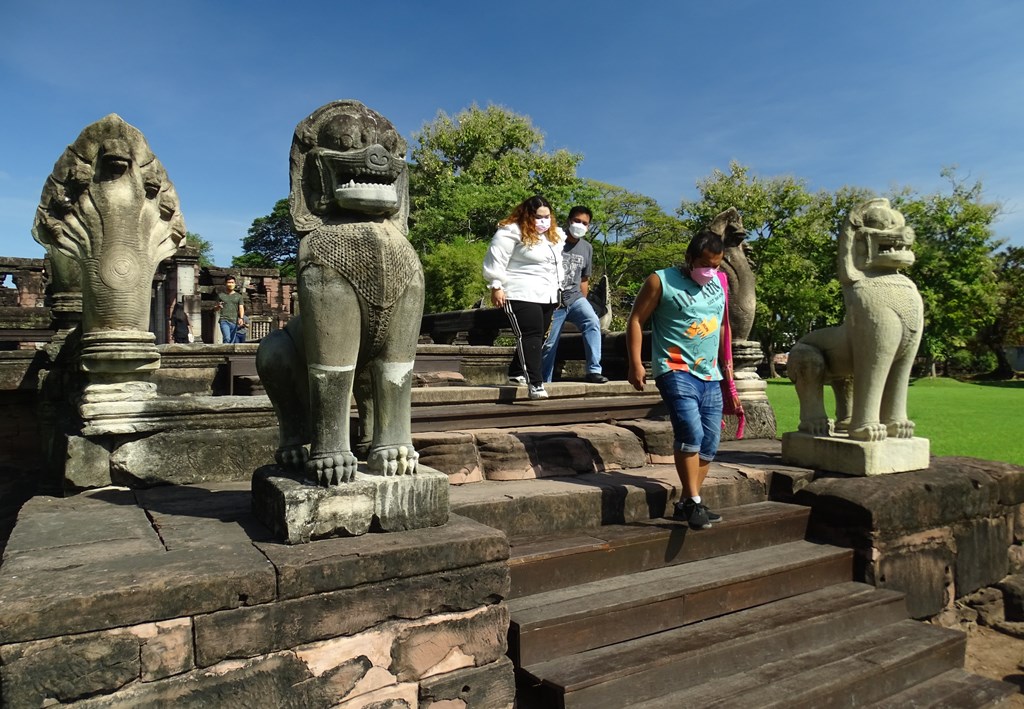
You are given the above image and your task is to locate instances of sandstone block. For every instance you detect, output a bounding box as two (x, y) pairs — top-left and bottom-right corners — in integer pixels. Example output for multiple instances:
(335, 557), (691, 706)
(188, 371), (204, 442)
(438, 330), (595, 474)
(998, 574), (1024, 622)
(392, 604), (509, 681)
(955, 515), (1012, 596)
(616, 419), (674, 463)
(64, 435), (113, 488)
(68, 652), (314, 708)
(110, 426), (279, 486)
(251, 465), (449, 544)
(870, 543), (955, 619)
(413, 431), (483, 483)
(256, 514), (508, 600)
(193, 563), (509, 666)
(781, 432), (929, 476)
(0, 630), (139, 706)
(132, 618), (194, 681)
(419, 656), (516, 709)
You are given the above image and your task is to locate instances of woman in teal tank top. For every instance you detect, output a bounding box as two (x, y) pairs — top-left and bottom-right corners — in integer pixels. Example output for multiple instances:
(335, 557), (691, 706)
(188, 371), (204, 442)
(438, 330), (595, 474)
(625, 230), (743, 530)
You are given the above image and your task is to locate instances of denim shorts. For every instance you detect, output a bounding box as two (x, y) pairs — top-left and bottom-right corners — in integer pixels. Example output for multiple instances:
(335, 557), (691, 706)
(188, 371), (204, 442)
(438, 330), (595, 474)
(655, 370), (723, 461)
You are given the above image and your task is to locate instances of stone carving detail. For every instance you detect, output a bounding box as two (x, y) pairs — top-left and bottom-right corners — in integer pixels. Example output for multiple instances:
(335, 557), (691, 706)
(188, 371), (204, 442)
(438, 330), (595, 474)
(788, 198), (924, 441)
(32, 114), (186, 334)
(257, 100), (425, 485)
(31, 115), (186, 403)
(709, 207), (756, 342)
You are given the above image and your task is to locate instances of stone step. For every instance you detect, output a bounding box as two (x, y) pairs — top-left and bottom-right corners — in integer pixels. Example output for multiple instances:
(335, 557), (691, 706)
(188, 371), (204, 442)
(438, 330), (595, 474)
(867, 668), (1018, 708)
(509, 501), (810, 598)
(632, 619), (967, 709)
(507, 539), (853, 667)
(450, 464), (767, 537)
(518, 581), (907, 709)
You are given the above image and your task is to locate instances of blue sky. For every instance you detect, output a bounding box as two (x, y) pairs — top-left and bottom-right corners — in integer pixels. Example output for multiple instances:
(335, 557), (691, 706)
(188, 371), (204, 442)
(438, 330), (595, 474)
(2, 1), (1022, 266)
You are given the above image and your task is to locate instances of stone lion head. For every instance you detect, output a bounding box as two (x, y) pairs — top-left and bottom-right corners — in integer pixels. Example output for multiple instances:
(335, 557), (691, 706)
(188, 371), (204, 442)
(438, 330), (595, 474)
(289, 100), (409, 236)
(838, 198), (915, 284)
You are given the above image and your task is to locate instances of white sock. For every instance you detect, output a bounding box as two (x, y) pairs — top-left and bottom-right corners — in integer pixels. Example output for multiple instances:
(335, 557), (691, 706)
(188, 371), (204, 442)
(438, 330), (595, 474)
(690, 495), (702, 504)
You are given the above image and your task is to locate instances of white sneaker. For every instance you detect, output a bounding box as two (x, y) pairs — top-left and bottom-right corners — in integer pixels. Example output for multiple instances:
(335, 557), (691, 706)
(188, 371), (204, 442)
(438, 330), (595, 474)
(528, 385), (548, 400)
(508, 376), (527, 385)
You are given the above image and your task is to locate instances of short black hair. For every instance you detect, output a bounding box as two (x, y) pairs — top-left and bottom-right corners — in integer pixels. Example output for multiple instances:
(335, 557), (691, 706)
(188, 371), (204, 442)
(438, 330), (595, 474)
(568, 205), (592, 222)
(685, 230), (724, 263)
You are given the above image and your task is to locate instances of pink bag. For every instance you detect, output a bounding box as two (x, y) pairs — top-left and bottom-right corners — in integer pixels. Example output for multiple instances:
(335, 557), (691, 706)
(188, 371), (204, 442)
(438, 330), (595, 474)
(717, 273), (745, 439)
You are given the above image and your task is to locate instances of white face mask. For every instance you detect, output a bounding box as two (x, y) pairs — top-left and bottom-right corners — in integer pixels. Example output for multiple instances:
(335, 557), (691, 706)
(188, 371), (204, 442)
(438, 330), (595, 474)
(569, 222), (588, 238)
(535, 217), (551, 234)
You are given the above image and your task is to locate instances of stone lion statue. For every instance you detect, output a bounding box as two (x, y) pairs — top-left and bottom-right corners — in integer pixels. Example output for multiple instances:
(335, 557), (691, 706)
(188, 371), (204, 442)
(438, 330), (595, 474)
(788, 198), (923, 441)
(32, 114), (186, 333)
(257, 100), (424, 485)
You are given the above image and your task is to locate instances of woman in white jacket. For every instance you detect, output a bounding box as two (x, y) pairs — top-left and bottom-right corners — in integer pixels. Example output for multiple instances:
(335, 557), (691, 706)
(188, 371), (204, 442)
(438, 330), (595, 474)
(482, 195), (565, 399)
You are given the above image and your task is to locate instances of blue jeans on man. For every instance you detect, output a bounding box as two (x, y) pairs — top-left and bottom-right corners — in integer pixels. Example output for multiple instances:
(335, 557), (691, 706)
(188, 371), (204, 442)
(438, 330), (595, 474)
(541, 296), (603, 382)
(219, 319), (240, 344)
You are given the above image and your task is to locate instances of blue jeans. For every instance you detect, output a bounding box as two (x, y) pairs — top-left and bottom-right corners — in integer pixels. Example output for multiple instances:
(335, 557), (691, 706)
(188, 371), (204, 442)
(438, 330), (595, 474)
(541, 297), (603, 382)
(219, 319), (239, 344)
(656, 370), (723, 461)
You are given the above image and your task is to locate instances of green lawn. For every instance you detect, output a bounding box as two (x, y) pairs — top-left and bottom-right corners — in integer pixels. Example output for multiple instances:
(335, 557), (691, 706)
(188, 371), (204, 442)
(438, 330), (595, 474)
(765, 377), (1024, 466)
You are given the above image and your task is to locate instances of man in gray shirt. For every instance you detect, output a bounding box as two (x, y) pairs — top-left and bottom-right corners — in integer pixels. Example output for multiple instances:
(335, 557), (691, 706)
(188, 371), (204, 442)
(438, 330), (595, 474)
(541, 206), (608, 383)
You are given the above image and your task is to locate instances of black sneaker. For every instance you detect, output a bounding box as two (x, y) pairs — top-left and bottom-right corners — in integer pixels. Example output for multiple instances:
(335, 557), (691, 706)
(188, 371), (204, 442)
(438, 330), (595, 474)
(701, 503), (723, 523)
(673, 499), (712, 529)
(584, 373), (610, 384)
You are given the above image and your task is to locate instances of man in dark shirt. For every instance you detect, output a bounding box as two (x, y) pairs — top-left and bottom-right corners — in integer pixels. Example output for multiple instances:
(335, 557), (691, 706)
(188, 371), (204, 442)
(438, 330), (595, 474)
(216, 275), (246, 344)
(541, 206), (608, 383)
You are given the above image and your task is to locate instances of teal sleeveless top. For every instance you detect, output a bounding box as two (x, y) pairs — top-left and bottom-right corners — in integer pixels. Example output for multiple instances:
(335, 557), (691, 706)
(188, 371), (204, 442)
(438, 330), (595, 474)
(650, 267), (725, 381)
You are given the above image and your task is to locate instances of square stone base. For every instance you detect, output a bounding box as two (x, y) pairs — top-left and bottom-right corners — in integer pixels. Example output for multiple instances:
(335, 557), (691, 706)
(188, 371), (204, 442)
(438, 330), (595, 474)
(252, 465), (450, 544)
(781, 432), (930, 476)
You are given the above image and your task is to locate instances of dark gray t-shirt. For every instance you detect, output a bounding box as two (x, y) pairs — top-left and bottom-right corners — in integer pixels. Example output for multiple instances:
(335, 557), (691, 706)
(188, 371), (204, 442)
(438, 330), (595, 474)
(559, 237), (593, 307)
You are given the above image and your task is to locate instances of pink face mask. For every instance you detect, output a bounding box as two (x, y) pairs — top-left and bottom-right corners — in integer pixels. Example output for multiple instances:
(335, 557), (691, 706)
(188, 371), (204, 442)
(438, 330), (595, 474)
(535, 217), (551, 234)
(689, 266), (719, 286)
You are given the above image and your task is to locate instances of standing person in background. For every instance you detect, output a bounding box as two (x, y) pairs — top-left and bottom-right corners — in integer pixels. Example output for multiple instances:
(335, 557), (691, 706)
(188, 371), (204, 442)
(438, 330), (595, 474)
(483, 195), (565, 400)
(169, 301), (193, 344)
(216, 275), (246, 344)
(541, 206), (608, 384)
(626, 229), (743, 530)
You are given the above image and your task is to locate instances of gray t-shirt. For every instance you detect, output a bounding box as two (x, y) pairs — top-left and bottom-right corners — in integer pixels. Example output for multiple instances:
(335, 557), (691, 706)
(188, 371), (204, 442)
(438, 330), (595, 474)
(559, 238), (593, 307)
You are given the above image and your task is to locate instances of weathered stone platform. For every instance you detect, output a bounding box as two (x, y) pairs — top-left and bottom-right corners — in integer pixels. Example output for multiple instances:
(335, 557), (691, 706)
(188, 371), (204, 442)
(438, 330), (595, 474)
(0, 486), (512, 707)
(4, 439), (1023, 706)
(252, 464), (450, 543)
(781, 431), (930, 475)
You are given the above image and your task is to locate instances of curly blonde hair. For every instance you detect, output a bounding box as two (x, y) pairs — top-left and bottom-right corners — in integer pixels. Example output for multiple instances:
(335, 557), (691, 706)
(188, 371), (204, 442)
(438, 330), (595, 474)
(499, 194), (560, 247)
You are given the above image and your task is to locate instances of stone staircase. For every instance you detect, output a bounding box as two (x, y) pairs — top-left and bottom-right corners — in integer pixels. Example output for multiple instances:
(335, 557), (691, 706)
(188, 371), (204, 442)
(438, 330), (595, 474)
(450, 471), (1017, 708)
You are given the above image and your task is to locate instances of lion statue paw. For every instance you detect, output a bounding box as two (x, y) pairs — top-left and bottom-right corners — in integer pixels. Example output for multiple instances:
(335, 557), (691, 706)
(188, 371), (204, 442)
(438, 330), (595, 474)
(307, 451), (359, 486)
(368, 445), (419, 477)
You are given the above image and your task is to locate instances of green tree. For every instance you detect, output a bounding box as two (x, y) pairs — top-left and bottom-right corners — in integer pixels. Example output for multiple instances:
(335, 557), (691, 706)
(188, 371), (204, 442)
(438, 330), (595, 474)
(235, 198), (298, 276)
(679, 163), (866, 375)
(978, 246), (1024, 377)
(184, 232), (215, 267)
(889, 169), (1002, 375)
(586, 181), (687, 306)
(420, 237), (490, 313)
(408, 104), (594, 253)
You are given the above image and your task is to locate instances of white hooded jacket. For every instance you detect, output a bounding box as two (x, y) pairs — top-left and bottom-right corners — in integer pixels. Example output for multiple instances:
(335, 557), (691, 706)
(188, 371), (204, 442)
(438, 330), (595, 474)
(482, 223), (565, 303)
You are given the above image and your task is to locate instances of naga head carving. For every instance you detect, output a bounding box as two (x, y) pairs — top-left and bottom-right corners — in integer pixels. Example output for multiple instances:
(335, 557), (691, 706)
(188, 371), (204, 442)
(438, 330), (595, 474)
(290, 100), (409, 236)
(32, 114), (185, 332)
(838, 198), (915, 284)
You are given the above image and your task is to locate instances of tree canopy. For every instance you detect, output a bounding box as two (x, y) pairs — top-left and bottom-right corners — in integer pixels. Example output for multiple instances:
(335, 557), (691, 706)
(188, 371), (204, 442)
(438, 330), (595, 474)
(408, 104), (596, 253)
(185, 232), (215, 267)
(234, 198), (298, 276)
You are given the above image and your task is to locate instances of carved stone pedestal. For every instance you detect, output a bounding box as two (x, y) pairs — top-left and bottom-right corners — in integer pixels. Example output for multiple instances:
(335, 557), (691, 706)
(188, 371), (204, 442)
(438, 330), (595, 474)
(79, 330), (160, 405)
(731, 339), (777, 440)
(252, 465), (450, 543)
(781, 431), (930, 476)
